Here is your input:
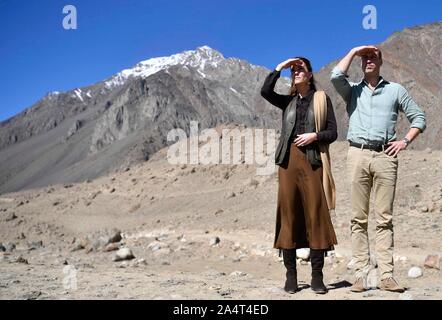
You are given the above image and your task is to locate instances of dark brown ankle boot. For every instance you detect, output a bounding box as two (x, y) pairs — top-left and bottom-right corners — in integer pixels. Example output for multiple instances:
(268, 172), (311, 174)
(310, 249), (327, 294)
(282, 249), (298, 293)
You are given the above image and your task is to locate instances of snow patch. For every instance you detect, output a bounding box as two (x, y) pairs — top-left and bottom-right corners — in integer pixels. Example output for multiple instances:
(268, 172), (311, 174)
(104, 46), (224, 88)
(230, 87), (239, 94)
(72, 89), (84, 102)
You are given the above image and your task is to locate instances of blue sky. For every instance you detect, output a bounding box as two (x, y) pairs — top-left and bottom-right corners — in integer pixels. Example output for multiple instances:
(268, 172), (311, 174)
(0, 0), (441, 121)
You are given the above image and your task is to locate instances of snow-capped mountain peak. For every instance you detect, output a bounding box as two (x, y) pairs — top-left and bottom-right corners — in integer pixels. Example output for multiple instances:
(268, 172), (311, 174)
(104, 45), (225, 88)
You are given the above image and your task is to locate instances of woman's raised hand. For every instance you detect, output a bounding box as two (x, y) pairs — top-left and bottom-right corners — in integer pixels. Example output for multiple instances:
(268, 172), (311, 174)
(275, 58), (305, 72)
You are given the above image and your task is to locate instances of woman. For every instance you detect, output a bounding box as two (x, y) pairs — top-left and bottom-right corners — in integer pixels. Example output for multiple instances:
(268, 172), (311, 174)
(260, 57), (338, 294)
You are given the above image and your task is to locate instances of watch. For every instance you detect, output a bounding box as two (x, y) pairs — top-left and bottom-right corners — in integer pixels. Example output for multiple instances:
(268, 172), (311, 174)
(402, 137), (410, 147)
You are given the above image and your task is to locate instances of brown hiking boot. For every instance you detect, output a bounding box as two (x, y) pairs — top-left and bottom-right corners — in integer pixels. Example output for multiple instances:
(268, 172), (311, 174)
(378, 277), (405, 293)
(350, 278), (366, 292)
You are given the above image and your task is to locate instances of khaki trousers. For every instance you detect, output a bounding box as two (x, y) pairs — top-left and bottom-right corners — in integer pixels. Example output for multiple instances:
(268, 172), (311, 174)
(347, 146), (398, 280)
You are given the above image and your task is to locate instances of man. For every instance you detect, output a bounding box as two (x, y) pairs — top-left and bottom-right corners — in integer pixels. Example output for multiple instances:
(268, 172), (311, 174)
(330, 45), (426, 293)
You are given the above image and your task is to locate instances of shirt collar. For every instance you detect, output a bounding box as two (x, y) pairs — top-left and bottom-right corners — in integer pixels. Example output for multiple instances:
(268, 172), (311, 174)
(298, 89), (315, 101)
(361, 76), (390, 88)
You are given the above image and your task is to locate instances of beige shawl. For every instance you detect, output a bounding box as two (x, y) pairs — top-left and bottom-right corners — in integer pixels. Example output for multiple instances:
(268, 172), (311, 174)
(313, 91), (336, 210)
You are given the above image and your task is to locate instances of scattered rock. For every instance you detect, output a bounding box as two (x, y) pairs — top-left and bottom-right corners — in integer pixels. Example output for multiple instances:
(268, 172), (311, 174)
(71, 238), (88, 251)
(116, 261), (130, 268)
(147, 241), (162, 251)
(4, 212), (17, 221)
(112, 248), (135, 262)
(408, 266), (423, 278)
(27, 241), (43, 251)
(108, 230), (122, 243)
(399, 293), (414, 300)
(86, 229), (122, 251)
(218, 289), (234, 296)
(132, 258), (147, 267)
(227, 191), (236, 198)
(249, 178), (259, 188)
(420, 206), (429, 213)
(104, 243), (120, 252)
(209, 236), (221, 246)
(129, 204), (141, 213)
(14, 255), (29, 264)
(230, 271), (247, 277)
(232, 242), (241, 251)
(154, 248), (171, 255)
(424, 255), (440, 270)
(214, 209), (224, 216)
(394, 255), (408, 263)
(296, 248), (310, 260)
(203, 270), (226, 277)
(90, 191), (101, 199)
(0, 243), (5, 252)
(251, 249), (266, 257)
(22, 291), (41, 300)
(4, 242), (16, 252)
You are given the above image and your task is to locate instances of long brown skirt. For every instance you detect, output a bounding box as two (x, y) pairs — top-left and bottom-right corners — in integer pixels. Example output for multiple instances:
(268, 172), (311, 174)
(274, 143), (337, 250)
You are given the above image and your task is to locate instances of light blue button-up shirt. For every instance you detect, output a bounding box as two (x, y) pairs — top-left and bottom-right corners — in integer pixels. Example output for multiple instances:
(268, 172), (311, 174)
(330, 66), (426, 144)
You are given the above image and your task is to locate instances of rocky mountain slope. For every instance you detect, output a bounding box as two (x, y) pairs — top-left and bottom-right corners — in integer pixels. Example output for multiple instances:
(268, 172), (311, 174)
(0, 46), (288, 193)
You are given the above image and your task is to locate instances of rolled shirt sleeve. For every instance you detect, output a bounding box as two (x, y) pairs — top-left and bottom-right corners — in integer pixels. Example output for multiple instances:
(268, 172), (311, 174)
(330, 66), (352, 104)
(397, 85), (427, 132)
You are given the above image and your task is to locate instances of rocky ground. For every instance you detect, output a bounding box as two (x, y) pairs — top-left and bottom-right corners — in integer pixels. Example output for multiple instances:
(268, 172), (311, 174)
(1, 132), (441, 300)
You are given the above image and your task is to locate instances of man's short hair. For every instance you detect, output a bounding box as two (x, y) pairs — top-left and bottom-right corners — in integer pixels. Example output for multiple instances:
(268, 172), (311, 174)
(377, 49), (383, 61)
